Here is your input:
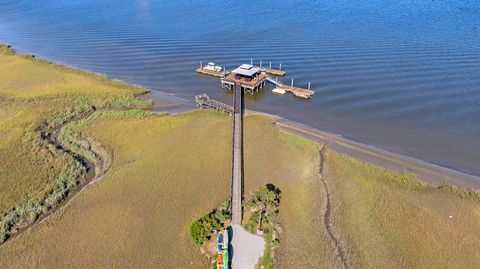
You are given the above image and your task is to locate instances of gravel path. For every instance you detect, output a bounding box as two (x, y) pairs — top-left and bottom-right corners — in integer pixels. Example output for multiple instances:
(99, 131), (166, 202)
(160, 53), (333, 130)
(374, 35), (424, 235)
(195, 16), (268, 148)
(231, 224), (265, 269)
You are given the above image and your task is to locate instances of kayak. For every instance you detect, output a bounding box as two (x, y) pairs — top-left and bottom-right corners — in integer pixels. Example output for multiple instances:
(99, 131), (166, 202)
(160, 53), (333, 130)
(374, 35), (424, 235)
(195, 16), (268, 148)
(216, 253), (223, 269)
(222, 248), (229, 269)
(217, 233), (224, 252)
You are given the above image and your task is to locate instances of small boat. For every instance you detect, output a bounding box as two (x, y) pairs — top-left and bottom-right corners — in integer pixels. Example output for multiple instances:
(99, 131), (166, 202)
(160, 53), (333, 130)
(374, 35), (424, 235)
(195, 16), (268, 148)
(204, 62), (223, 72)
(272, 88), (286, 94)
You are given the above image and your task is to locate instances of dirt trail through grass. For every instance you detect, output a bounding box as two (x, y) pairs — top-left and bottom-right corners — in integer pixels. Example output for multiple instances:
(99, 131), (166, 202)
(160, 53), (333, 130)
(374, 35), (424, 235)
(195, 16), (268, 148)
(319, 144), (350, 269)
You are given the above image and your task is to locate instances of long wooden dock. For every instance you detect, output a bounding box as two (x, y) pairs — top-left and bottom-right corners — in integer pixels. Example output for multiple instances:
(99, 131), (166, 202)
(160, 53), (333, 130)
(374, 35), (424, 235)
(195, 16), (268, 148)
(230, 83), (243, 225)
(193, 89), (243, 224)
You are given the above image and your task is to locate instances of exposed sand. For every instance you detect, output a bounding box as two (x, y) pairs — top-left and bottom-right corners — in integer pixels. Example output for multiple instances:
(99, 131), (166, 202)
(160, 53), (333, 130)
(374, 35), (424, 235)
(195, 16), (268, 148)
(276, 118), (480, 190)
(230, 224), (265, 269)
(244, 110), (480, 190)
(139, 90), (193, 113)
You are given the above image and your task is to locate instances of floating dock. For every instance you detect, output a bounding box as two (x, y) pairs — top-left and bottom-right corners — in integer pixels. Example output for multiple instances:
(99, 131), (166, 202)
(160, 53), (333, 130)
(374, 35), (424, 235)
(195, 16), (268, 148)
(266, 76), (314, 98)
(278, 85), (315, 98)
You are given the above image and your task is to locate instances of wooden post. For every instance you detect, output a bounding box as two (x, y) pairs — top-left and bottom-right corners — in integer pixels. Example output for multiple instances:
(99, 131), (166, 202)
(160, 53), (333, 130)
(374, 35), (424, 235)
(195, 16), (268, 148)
(279, 63), (282, 70)
(308, 82), (311, 90)
(200, 61), (202, 69)
(269, 61), (272, 69)
(251, 58), (253, 65)
(260, 60), (262, 68)
(291, 78), (294, 87)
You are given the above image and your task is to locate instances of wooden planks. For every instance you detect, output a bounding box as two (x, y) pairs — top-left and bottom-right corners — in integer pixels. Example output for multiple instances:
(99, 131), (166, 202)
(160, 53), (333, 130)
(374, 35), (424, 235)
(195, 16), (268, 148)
(278, 85), (315, 98)
(195, 67), (227, 77)
(254, 66), (286, 76)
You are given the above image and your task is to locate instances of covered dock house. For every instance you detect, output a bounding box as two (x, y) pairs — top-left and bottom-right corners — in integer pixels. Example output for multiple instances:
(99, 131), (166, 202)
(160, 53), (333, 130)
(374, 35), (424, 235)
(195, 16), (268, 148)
(221, 64), (268, 94)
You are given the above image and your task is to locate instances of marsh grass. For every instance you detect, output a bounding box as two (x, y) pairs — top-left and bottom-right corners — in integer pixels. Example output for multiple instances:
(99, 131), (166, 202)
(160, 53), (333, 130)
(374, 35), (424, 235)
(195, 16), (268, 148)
(0, 111), (327, 268)
(0, 46), (150, 242)
(326, 150), (480, 268)
(1, 44), (480, 268)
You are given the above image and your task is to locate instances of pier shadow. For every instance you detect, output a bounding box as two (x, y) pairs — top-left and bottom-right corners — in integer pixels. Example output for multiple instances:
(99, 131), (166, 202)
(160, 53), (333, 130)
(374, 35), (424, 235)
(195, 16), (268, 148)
(227, 225), (234, 267)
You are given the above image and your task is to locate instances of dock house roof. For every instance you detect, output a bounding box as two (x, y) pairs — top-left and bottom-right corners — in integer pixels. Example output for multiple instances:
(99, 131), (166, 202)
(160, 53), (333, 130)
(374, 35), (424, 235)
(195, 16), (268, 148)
(232, 64), (260, 77)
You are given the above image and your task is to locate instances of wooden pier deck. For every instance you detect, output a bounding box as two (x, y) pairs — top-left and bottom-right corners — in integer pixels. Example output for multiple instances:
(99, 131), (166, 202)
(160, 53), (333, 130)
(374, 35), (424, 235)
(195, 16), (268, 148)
(221, 72), (268, 94)
(254, 66), (286, 77)
(195, 67), (228, 78)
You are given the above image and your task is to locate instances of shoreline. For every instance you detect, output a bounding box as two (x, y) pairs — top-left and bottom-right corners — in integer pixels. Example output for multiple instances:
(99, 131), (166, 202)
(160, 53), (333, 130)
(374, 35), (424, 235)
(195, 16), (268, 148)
(143, 90), (480, 191)
(5, 44), (477, 191)
(245, 110), (480, 190)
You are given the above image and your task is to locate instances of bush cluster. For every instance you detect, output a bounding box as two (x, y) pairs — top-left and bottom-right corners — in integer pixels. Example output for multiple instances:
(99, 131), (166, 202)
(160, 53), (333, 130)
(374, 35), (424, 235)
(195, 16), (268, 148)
(189, 201), (230, 245)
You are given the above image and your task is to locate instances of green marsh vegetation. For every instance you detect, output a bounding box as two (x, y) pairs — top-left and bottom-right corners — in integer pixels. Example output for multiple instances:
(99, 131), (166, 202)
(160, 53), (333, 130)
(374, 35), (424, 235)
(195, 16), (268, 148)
(0, 45), (149, 243)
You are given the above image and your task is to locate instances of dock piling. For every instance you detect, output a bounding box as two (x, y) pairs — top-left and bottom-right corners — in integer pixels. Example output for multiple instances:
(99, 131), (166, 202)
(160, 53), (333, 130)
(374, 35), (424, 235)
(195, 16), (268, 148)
(291, 78), (294, 87)
(200, 61), (202, 68)
(250, 58), (253, 65)
(260, 60), (262, 68)
(308, 82), (311, 90)
(269, 61), (272, 69)
(279, 63), (282, 70)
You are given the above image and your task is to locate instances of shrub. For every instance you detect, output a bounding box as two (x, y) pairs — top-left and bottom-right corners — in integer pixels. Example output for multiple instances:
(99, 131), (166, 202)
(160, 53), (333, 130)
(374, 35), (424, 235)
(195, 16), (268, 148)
(189, 201), (230, 245)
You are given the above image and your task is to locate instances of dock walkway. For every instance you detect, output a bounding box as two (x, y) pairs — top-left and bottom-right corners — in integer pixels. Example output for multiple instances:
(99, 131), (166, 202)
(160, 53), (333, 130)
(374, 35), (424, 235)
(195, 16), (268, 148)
(230, 83), (243, 225)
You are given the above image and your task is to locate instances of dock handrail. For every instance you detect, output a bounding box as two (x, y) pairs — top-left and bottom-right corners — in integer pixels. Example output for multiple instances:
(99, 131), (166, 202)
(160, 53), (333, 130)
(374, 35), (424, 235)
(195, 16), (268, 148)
(265, 75), (283, 86)
(195, 93), (234, 115)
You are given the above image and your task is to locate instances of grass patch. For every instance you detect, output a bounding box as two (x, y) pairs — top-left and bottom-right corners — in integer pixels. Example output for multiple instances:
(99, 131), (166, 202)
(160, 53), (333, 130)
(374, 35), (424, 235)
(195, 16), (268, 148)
(0, 111), (325, 268)
(325, 150), (480, 268)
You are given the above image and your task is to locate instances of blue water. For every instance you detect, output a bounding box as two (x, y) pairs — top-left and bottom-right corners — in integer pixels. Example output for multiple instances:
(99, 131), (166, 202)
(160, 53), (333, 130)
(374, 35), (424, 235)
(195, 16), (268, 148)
(0, 0), (479, 176)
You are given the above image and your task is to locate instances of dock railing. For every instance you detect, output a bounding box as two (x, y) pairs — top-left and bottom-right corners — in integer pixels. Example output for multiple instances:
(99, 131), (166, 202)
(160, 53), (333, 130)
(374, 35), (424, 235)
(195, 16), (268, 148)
(195, 93), (234, 115)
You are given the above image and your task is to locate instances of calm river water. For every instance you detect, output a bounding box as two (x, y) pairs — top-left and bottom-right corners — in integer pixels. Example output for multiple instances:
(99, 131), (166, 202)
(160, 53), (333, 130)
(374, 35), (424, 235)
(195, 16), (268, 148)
(0, 0), (479, 177)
